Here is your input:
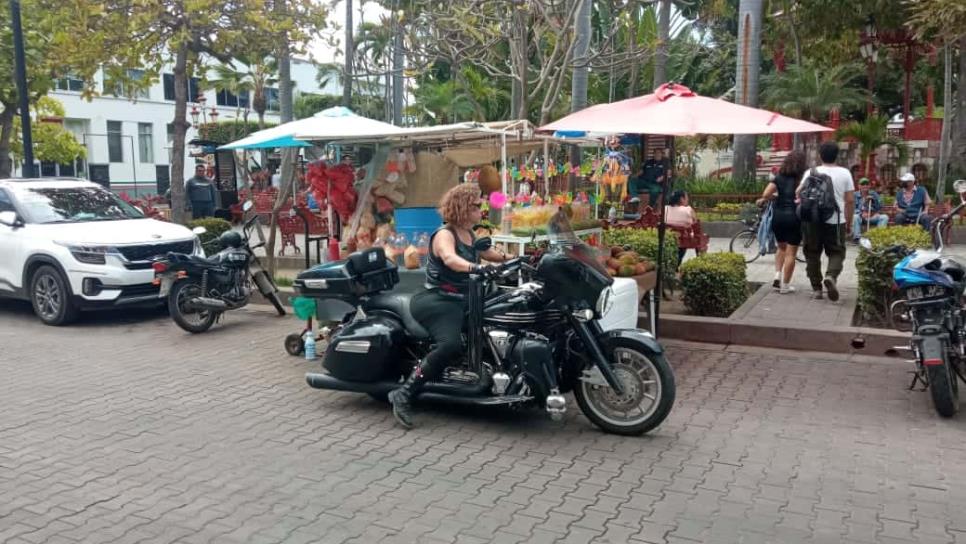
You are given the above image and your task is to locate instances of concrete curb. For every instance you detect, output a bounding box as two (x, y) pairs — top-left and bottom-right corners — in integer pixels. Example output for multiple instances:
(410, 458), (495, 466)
(650, 312), (909, 358)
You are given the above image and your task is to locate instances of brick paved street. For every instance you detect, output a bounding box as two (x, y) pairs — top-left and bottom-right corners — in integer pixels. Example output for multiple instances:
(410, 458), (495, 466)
(3, 301), (966, 544)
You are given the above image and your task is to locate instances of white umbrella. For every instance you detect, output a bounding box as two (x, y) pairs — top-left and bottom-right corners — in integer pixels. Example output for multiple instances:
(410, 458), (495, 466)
(219, 107), (403, 150)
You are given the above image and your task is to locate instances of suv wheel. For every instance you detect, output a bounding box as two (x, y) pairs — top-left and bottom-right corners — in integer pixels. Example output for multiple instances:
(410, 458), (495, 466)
(30, 265), (78, 326)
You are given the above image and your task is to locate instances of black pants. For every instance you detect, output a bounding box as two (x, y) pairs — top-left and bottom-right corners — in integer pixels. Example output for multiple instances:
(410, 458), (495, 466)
(802, 222), (846, 291)
(191, 202), (215, 219)
(410, 289), (465, 381)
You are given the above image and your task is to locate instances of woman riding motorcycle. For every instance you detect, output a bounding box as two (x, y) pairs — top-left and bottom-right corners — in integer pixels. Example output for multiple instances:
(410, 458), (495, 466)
(388, 183), (510, 428)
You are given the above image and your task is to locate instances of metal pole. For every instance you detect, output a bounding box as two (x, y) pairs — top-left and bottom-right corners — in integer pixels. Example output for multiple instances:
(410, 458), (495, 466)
(653, 136), (674, 339)
(10, 0), (33, 177)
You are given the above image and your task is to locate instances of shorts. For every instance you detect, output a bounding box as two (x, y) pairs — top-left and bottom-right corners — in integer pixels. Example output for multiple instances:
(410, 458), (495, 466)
(772, 208), (802, 246)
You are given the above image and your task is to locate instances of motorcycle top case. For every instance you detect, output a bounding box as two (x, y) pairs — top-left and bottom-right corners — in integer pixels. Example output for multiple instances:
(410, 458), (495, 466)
(294, 247), (399, 300)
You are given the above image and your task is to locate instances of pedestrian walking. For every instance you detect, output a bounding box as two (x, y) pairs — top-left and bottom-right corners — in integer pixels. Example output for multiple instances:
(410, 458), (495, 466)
(757, 150), (807, 294)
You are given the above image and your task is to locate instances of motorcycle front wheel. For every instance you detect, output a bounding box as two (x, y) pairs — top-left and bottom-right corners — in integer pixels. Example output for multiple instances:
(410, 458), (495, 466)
(574, 338), (675, 436)
(168, 280), (218, 333)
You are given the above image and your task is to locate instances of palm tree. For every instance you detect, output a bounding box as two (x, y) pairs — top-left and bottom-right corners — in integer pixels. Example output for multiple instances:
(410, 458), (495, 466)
(209, 64), (255, 139)
(411, 79), (476, 124)
(355, 20), (393, 121)
(837, 116), (908, 181)
(459, 66), (509, 121)
(236, 55), (279, 131)
(761, 63), (867, 151)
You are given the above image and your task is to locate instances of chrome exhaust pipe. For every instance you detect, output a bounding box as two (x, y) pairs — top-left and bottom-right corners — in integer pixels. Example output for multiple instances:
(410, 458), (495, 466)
(546, 392), (566, 421)
(189, 297), (229, 311)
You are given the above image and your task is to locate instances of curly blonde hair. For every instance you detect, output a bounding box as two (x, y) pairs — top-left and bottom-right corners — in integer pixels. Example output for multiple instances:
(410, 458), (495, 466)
(439, 183), (482, 225)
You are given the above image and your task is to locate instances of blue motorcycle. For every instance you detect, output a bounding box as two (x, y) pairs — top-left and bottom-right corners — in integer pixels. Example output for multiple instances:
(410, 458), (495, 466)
(862, 180), (966, 417)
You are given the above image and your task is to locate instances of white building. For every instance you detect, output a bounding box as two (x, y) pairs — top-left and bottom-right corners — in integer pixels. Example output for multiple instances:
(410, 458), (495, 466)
(37, 57), (340, 196)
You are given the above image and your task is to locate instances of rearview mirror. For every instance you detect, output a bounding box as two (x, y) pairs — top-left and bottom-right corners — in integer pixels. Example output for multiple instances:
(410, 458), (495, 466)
(473, 236), (493, 252)
(859, 238), (873, 250)
(192, 226), (207, 235)
(0, 211), (21, 228)
(242, 200), (254, 212)
(954, 179), (966, 202)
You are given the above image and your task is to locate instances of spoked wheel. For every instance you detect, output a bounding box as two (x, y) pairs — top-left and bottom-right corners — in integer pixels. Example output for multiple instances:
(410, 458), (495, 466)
(574, 339), (675, 436)
(729, 230), (761, 263)
(30, 265), (78, 326)
(168, 280), (218, 333)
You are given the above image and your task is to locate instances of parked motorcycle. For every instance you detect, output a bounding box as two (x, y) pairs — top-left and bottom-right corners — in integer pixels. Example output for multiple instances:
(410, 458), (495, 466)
(154, 201), (285, 333)
(295, 211), (675, 435)
(861, 179), (966, 417)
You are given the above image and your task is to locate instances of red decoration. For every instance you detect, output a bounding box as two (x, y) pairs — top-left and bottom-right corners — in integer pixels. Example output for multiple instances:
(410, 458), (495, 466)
(306, 162), (358, 222)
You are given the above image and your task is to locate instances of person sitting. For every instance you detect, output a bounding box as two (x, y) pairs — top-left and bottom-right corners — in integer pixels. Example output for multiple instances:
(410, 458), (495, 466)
(387, 182), (510, 429)
(665, 190), (699, 264)
(895, 172), (932, 230)
(853, 177), (889, 240)
(632, 148), (670, 208)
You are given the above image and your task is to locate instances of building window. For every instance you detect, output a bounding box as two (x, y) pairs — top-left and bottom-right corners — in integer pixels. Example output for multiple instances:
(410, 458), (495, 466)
(216, 89), (250, 108)
(55, 74), (84, 92)
(40, 161), (57, 177)
(266, 88), (280, 112)
(59, 161), (76, 177)
(104, 69), (149, 99)
(163, 74), (202, 102)
(138, 123), (154, 164)
(166, 123), (175, 144)
(107, 121), (123, 163)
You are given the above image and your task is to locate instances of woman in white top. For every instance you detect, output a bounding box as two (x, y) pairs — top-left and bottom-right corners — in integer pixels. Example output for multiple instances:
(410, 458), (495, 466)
(666, 190), (698, 264)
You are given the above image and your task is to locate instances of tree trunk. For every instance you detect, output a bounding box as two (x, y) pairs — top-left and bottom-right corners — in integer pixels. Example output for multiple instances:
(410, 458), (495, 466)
(343, 0), (354, 108)
(0, 105), (15, 178)
(653, 0), (671, 89)
(937, 42), (953, 201)
(950, 37), (966, 178)
(392, 20), (404, 125)
(626, 12), (639, 98)
(266, 0), (297, 277)
(170, 44), (190, 225)
(509, 2), (528, 120)
(731, 0), (764, 182)
(569, 0), (591, 190)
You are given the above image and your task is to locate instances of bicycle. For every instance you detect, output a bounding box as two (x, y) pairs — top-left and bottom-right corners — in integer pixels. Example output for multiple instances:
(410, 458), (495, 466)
(728, 206), (806, 264)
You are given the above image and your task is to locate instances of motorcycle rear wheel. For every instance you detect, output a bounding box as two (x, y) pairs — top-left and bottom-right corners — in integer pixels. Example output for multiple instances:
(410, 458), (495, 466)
(574, 339), (675, 436)
(927, 354), (959, 418)
(168, 280), (218, 333)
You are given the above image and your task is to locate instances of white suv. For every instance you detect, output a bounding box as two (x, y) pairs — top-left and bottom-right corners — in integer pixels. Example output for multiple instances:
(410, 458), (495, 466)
(0, 178), (203, 325)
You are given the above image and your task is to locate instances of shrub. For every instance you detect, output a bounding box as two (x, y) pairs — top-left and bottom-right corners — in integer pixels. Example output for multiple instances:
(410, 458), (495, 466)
(856, 225), (932, 326)
(604, 227), (679, 286)
(679, 252), (749, 317)
(187, 218), (233, 255)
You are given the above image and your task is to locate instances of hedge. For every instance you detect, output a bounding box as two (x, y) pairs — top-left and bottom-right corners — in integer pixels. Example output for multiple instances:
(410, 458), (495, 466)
(856, 225), (932, 326)
(187, 218), (233, 255)
(604, 227), (679, 287)
(679, 252), (749, 317)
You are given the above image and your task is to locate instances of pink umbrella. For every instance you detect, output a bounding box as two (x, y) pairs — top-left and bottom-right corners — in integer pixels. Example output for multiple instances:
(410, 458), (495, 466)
(540, 83), (832, 135)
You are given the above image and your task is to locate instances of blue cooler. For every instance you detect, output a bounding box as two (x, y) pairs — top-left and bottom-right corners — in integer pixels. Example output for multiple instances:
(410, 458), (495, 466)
(394, 207), (442, 242)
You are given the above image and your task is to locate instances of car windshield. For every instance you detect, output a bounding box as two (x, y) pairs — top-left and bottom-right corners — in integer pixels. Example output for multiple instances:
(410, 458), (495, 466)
(14, 186), (144, 224)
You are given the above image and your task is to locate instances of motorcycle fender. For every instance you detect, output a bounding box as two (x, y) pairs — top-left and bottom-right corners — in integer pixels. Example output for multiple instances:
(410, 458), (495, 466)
(913, 332), (948, 366)
(598, 328), (664, 355)
(158, 274), (176, 297)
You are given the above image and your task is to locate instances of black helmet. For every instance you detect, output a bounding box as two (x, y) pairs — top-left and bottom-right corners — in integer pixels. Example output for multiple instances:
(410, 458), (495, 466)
(219, 230), (243, 248)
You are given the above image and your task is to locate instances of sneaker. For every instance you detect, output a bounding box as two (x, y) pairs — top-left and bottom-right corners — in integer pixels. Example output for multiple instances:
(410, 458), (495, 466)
(823, 277), (839, 302)
(772, 279), (780, 289)
(779, 285), (796, 294)
(811, 290), (824, 300)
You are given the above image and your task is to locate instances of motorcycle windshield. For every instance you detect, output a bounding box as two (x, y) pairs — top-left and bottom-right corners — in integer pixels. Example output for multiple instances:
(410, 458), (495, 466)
(546, 208), (611, 281)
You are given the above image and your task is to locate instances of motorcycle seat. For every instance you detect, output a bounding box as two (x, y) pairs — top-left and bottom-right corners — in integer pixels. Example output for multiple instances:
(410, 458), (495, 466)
(364, 293), (431, 340)
(167, 252), (225, 267)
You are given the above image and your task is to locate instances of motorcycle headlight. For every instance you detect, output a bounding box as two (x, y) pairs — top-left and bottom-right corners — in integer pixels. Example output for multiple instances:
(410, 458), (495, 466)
(54, 242), (117, 265)
(595, 286), (615, 318)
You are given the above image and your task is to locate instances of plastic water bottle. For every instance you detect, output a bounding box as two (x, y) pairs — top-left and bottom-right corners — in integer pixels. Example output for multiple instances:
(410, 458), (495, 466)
(304, 332), (316, 361)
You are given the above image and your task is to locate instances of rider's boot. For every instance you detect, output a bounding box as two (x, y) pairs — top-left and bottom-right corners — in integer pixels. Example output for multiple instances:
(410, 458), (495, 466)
(388, 364), (428, 429)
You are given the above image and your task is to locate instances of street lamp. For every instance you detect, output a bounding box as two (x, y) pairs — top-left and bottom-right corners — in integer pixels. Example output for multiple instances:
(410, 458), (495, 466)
(859, 15), (878, 118)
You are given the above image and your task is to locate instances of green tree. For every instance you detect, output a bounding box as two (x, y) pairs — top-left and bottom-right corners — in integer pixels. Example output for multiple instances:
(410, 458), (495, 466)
(61, 0), (327, 224)
(11, 97), (86, 167)
(837, 116), (908, 180)
(209, 63), (255, 140)
(410, 78), (477, 124)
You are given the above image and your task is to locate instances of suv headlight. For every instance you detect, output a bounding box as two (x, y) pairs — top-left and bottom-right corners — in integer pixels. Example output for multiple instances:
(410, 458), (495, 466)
(595, 286), (615, 318)
(54, 242), (118, 265)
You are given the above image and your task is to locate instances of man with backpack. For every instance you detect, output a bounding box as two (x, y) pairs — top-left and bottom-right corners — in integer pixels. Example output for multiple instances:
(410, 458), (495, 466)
(797, 141), (855, 301)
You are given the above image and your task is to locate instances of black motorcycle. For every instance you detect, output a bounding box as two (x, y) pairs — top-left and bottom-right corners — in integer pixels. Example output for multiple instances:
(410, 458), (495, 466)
(154, 201), (285, 333)
(296, 212), (675, 435)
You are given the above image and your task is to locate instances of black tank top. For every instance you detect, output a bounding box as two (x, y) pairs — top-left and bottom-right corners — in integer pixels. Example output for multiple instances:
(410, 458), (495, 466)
(773, 174), (798, 210)
(425, 226), (479, 293)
